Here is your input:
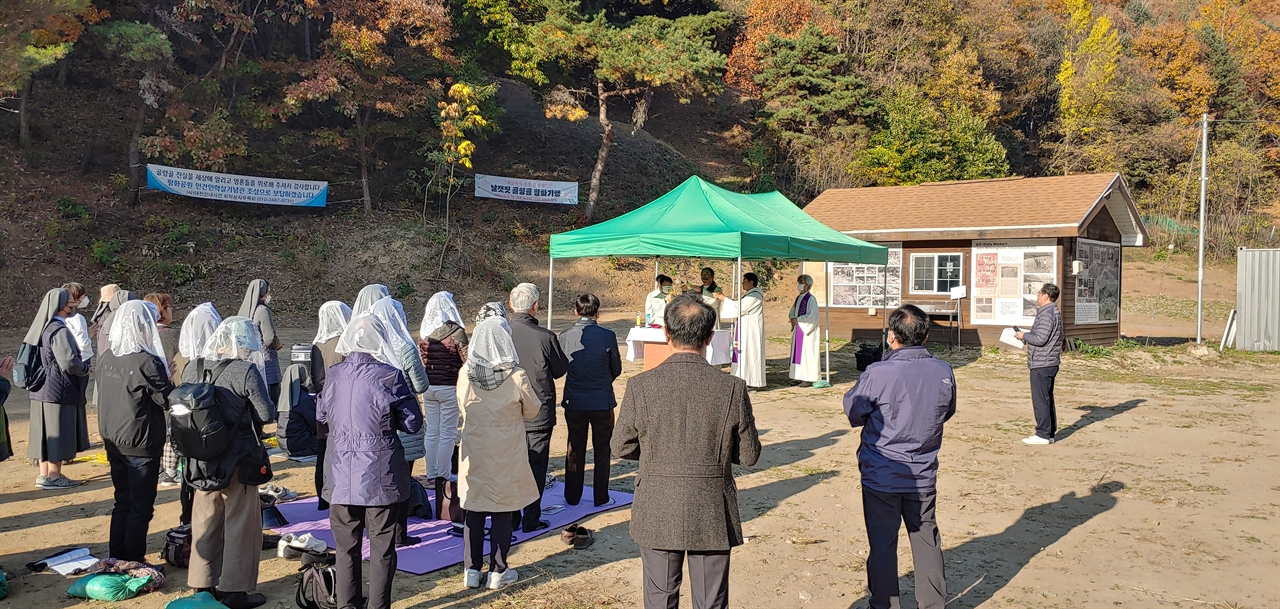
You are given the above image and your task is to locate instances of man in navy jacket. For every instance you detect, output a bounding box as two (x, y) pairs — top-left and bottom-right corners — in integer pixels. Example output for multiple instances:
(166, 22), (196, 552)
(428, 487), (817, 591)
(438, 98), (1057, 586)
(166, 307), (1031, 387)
(843, 305), (956, 609)
(557, 293), (622, 506)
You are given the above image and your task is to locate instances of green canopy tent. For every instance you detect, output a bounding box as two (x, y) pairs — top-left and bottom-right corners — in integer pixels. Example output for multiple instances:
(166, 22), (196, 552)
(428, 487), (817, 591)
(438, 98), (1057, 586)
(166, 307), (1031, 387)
(547, 176), (889, 385)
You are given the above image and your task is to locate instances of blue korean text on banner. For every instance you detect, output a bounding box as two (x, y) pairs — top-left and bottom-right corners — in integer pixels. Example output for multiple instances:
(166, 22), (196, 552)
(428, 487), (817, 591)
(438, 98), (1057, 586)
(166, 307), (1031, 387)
(474, 174), (578, 205)
(147, 164), (327, 207)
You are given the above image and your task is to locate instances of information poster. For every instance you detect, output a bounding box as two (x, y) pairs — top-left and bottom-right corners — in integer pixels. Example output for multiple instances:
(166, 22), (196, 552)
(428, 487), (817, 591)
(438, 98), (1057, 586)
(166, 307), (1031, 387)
(1074, 238), (1120, 324)
(970, 239), (1057, 326)
(829, 243), (902, 308)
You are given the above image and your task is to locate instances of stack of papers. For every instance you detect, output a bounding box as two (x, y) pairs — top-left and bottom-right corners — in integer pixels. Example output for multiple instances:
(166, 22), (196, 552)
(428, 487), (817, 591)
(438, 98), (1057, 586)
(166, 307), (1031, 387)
(1000, 328), (1025, 349)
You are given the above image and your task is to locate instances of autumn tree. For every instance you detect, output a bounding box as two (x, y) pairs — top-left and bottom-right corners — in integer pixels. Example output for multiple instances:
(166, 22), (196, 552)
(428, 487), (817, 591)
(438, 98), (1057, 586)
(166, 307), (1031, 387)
(282, 0), (453, 214)
(0, 0), (96, 148)
(1052, 0), (1121, 173)
(853, 86), (1009, 185)
(93, 21), (174, 205)
(508, 0), (731, 220)
(725, 0), (829, 95)
(1132, 22), (1217, 119)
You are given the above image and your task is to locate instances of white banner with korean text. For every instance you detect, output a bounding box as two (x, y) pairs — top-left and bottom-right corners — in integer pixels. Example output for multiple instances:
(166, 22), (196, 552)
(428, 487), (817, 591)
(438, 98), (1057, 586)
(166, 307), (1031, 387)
(474, 174), (578, 205)
(147, 164), (327, 207)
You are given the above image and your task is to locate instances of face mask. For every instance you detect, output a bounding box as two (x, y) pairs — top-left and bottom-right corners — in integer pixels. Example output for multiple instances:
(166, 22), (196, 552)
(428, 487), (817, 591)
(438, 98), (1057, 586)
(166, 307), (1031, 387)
(264, 294), (273, 306)
(78, 296), (90, 309)
(661, 286), (672, 294)
(797, 284), (806, 292)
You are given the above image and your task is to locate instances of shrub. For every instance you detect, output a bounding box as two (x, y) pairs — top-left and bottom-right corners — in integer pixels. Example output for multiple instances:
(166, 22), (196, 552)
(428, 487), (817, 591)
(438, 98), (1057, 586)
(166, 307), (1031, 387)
(1074, 338), (1114, 357)
(55, 197), (89, 221)
(91, 239), (123, 267)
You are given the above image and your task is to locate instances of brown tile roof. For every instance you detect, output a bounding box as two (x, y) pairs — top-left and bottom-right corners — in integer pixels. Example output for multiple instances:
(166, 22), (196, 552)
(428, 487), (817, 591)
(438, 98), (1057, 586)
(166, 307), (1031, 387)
(803, 173), (1148, 244)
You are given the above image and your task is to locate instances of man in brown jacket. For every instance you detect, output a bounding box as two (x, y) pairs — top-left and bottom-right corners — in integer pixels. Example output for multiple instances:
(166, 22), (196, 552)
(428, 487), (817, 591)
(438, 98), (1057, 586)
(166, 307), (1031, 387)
(612, 294), (762, 609)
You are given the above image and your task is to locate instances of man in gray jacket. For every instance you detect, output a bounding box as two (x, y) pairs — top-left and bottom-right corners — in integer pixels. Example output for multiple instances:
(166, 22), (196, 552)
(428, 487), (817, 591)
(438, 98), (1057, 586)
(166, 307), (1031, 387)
(612, 294), (761, 609)
(1015, 283), (1064, 445)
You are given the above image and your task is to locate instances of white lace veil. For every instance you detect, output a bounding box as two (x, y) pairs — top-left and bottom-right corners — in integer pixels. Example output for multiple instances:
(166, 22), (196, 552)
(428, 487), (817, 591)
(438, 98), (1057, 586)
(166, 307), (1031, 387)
(109, 300), (167, 360)
(420, 291), (463, 339)
(179, 303), (222, 359)
(201, 316), (266, 373)
(466, 316), (519, 372)
(313, 301), (352, 345)
(335, 313), (398, 366)
(353, 284), (389, 316)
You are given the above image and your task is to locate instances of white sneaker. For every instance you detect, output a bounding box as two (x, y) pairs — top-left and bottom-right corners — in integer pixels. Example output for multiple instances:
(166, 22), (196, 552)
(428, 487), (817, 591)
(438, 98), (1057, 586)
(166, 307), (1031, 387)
(1021, 435), (1053, 445)
(288, 533), (329, 554)
(464, 569), (483, 589)
(487, 568), (518, 590)
(278, 534), (305, 559)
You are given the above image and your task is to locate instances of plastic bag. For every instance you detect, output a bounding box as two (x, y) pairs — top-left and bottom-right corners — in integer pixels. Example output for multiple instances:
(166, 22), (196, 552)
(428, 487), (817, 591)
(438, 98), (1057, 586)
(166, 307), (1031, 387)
(67, 572), (153, 601)
(165, 590), (229, 609)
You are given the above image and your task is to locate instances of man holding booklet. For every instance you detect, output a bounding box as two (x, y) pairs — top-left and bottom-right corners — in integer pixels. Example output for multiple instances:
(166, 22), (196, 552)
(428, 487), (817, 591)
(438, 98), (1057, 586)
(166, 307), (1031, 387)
(1014, 283), (1064, 446)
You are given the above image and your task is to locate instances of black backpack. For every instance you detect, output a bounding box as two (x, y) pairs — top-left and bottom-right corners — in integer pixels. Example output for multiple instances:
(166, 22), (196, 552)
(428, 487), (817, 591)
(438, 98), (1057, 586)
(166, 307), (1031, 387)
(168, 360), (235, 461)
(295, 552), (339, 609)
(12, 341), (45, 391)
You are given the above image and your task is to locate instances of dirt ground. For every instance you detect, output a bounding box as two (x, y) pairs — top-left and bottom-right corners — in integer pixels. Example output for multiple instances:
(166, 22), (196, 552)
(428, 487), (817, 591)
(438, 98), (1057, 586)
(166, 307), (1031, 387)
(2, 301), (1278, 609)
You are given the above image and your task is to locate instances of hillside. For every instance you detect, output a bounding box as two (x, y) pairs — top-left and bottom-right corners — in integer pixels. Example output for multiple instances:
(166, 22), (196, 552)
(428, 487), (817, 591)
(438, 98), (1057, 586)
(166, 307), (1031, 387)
(0, 75), (756, 326)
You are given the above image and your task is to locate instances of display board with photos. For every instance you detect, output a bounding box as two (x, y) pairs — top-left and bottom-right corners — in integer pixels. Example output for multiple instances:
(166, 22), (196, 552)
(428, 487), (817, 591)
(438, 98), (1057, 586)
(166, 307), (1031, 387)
(969, 239), (1058, 326)
(1074, 238), (1120, 324)
(828, 243), (902, 308)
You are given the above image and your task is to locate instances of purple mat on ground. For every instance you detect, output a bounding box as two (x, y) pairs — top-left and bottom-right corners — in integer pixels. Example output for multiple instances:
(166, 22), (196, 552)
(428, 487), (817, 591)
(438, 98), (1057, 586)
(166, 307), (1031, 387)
(272, 484), (633, 575)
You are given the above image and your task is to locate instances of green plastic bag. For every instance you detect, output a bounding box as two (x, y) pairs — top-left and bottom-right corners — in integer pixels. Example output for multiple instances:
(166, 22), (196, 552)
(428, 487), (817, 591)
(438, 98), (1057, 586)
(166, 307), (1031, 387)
(165, 590), (228, 609)
(67, 572), (153, 601)
(0, 569), (9, 600)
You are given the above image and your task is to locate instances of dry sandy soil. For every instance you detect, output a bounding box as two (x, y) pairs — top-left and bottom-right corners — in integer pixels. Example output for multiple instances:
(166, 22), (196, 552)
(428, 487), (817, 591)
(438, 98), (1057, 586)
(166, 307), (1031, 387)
(2, 294), (1278, 609)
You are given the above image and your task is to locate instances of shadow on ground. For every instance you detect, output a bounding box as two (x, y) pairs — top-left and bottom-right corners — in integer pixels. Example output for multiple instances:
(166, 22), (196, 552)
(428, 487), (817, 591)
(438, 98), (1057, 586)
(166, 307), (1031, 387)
(844, 482), (1125, 609)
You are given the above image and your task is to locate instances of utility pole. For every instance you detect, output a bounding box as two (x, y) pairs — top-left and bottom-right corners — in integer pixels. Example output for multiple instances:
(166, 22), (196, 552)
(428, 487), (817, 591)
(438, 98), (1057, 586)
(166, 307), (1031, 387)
(1196, 113), (1209, 345)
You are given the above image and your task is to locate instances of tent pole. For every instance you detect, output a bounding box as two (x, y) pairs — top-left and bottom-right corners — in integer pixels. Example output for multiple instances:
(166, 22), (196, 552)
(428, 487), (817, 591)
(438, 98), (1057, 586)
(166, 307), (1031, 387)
(547, 257), (554, 330)
(882, 259), (889, 356)
(824, 261), (831, 385)
(735, 256), (742, 373)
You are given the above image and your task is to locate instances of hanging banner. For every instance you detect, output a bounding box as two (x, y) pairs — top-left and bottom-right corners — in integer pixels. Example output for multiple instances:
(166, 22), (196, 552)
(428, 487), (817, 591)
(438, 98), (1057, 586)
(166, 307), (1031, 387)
(1074, 238), (1121, 324)
(969, 239), (1058, 326)
(474, 173), (578, 205)
(146, 164), (327, 207)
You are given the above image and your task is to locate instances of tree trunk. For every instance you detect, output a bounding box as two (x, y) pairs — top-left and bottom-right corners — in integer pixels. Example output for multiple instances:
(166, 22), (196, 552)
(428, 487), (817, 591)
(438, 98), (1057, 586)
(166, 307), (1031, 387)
(303, 16), (312, 60)
(18, 78), (33, 150)
(357, 108), (371, 214)
(57, 57), (69, 87)
(125, 97), (147, 206)
(586, 81), (614, 221)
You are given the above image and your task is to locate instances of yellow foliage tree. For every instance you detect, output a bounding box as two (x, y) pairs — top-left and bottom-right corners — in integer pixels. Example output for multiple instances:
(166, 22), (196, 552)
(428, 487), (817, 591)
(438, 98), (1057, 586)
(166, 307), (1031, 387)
(1132, 22), (1217, 119)
(1054, 0), (1121, 172)
(926, 37), (1002, 122)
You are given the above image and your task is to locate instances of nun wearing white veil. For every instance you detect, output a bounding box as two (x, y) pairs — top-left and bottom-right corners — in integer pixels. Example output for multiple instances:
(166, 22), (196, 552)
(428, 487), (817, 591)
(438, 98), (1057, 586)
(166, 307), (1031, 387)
(353, 284), (390, 317)
(310, 300), (352, 393)
(96, 299), (175, 561)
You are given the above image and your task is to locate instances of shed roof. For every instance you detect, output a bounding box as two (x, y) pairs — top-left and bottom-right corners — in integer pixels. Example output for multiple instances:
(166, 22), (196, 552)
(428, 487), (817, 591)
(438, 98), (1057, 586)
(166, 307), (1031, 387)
(803, 173), (1149, 246)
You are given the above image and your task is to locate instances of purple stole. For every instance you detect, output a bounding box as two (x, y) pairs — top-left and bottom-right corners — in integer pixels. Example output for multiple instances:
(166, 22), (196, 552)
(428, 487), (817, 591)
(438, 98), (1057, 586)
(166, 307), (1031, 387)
(792, 293), (812, 365)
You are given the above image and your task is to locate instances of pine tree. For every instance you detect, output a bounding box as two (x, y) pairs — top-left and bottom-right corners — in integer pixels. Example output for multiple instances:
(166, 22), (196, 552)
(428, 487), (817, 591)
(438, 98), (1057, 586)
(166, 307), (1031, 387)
(755, 24), (871, 148)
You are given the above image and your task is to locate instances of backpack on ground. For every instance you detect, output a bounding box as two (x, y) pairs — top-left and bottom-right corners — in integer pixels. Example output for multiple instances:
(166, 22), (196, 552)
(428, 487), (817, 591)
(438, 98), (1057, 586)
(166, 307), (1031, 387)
(168, 360), (235, 462)
(161, 524), (191, 568)
(295, 551), (339, 609)
(12, 341), (45, 391)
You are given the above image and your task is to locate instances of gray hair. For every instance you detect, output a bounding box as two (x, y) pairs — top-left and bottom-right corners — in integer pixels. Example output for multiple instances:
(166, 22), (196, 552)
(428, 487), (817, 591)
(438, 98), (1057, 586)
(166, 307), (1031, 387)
(509, 282), (541, 313)
(798, 274), (814, 287)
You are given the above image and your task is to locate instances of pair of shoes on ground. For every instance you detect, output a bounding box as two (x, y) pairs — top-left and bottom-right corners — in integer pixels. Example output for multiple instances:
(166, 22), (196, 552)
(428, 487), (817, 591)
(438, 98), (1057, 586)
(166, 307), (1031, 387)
(277, 533), (328, 559)
(36, 474), (82, 490)
(464, 568), (519, 590)
(158, 471), (180, 487)
(260, 484), (298, 502)
(1021, 435), (1054, 445)
(560, 525), (595, 549)
(193, 588), (267, 609)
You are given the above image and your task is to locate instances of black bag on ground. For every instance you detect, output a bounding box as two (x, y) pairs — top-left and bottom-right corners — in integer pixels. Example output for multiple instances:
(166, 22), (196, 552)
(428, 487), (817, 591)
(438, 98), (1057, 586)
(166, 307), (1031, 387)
(295, 551), (339, 609)
(12, 341), (45, 391)
(168, 360), (234, 461)
(406, 478), (433, 519)
(162, 524), (191, 568)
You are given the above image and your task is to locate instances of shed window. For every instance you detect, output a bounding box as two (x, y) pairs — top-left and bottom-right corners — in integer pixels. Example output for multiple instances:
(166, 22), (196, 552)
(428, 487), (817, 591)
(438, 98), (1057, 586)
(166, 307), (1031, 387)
(910, 253), (963, 294)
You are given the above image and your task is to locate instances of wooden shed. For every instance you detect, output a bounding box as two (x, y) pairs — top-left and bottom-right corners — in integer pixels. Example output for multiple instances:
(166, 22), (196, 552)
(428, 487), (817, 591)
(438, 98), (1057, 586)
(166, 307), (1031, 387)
(800, 173), (1150, 347)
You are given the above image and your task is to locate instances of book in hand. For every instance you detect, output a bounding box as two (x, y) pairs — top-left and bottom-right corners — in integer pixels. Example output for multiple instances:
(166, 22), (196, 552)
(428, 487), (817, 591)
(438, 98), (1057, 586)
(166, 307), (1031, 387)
(1000, 327), (1025, 350)
(26, 547), (98, 575)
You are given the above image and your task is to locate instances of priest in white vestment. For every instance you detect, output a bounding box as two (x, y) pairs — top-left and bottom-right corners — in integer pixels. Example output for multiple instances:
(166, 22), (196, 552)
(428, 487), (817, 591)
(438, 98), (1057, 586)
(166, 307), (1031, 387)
(716, 272), (766, 389)
(789, 274), (821, 384)
(644, 274), (674, 326)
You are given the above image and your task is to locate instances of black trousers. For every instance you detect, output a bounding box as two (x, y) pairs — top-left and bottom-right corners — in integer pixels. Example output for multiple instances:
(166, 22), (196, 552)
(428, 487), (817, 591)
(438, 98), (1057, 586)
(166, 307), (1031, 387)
(862, 487), (946, 609)
(1030, 366), (1059, 439)
(107, 453), (160, 562)
(330, 504), (397, 609)
(639, 547), (731, 609)
(464, 511), (517, 573)
(315, 438), (329, 511)
(564, 409), (615, 506)
(519, 428), (552, 532)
